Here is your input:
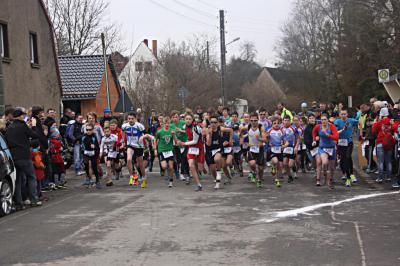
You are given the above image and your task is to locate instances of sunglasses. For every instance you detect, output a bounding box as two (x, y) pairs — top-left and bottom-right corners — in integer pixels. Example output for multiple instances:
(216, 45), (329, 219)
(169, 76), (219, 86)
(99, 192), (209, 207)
(250, 120), (258, 122)
(87, 128), (93, 131)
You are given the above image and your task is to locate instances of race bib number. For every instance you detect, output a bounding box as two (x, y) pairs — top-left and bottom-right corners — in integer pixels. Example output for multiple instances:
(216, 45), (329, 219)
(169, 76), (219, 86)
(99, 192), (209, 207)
(180, 148), (185, 154)
(242, 143), (249, 149)
(302, 144), (307, 150)
(162, 151), (174, 158)
(338, 139), (348, 147)
(211, 149), (220, 156)
(310, 148), (318, 157)
(364, 140), (369, 146)
(188, 147), (200, 155)
(250, 146), (260, 153)
(323, 148), (334, 156)
(233, 147), (241, 153)
(108, 151), (118, 159)
(128, 136), (139, 145)
(271, 146), (282, 154)
(224, 147), (232, 154)
(283, 147), (294, 155)
(84, 150), (95, 156)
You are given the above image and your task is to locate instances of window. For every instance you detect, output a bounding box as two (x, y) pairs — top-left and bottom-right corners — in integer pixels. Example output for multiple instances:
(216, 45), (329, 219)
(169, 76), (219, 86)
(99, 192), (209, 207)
(0, 23), (9, 58)
(29, 32), (39, 64)
(144, 61), (153, 72)
(135, 61), (143, 72)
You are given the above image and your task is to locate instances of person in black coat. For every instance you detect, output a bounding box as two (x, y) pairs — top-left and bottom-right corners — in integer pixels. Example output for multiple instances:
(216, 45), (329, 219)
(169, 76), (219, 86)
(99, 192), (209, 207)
(81, 124), (101, 188)
(5, 109), (42, 209)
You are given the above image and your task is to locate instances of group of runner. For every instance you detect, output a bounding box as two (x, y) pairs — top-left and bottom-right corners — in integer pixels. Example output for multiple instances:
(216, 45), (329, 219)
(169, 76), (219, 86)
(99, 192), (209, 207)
(95, 102), (363, 191)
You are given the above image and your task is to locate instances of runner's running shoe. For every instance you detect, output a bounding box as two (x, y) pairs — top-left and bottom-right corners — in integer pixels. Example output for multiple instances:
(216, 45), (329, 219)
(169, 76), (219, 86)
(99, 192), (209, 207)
(250, 173), (257, 183)
(128, 176), (134, 186)
(345, 179), (351, 187)
(141, 179), (148, 188)
(256, 180), (262, 188)
(288, 176), (294, 183)
(271, 166), (277, 175)
(275, 179), (281, 188)
(350, 174), (358, 183)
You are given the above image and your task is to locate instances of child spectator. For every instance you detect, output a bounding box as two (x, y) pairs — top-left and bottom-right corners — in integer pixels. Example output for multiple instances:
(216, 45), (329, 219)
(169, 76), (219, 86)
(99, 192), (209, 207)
(45, 118), (66, 189)
(31, 139), (45, 199)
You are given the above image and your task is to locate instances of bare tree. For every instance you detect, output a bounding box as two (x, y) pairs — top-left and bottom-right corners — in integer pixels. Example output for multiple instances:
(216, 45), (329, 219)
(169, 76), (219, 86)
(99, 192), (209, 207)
(240, 41), (257, 62)
(46, 0), (124, 55)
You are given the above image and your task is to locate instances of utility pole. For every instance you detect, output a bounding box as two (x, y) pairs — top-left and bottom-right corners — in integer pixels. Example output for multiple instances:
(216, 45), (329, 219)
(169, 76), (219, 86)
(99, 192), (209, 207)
(219, 10), (226, 106)
(0, 54), (4, 116)
(101, 33), (111, 110)
(206, 41), (210, 68)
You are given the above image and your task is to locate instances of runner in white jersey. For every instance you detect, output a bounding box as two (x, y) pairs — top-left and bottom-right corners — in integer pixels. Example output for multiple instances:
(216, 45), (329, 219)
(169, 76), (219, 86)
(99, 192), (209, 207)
(247, 113), (267, 188)
(121, 112), (147, 188)
(100, 127), (119, 187)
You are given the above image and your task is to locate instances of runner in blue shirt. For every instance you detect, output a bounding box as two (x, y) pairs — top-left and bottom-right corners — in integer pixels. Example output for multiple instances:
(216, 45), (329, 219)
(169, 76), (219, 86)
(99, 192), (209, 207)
(334, 109), (359, 187)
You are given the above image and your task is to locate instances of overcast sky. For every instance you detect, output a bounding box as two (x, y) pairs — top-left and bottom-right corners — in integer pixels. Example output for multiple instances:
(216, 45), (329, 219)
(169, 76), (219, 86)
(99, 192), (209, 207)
(109, 0), (295, 66)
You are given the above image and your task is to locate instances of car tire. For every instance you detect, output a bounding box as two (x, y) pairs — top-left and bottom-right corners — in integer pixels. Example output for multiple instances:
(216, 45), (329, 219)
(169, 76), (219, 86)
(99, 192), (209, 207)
(0, 179), (13, 217)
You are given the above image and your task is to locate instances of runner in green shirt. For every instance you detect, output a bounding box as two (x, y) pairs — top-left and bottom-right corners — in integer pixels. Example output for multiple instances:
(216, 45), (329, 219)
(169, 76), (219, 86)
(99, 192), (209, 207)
(155, 117), (177, 188)
(171, 111), (190, 183)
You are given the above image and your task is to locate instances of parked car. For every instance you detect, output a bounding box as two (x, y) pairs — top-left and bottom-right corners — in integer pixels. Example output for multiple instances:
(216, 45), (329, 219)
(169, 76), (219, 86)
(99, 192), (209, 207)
(0, 134), (16, 217)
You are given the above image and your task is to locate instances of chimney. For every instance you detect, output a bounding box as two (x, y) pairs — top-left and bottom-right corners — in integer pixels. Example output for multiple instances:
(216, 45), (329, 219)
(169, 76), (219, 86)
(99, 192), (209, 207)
(152, 40), (158, 58)
(143, 39), (149, 47)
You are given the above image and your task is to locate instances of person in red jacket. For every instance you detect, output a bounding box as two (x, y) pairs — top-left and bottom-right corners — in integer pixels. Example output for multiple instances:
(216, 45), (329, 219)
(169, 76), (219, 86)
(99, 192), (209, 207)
(31, 140), (45, 199)
(45, 118), (66, 189)
(110, 119), (123, 179)
(312, 114), (339, 188)
(372, 116), (396, 183)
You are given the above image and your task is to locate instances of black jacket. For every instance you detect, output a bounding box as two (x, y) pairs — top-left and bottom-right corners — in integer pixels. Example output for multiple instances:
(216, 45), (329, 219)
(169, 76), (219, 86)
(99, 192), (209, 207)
(81, 134), (100, 156)
(72, 121), (83, 144)
(304, 123), (316, 150)
(32, 115), (48, 150)
(5, 120), (39, 161)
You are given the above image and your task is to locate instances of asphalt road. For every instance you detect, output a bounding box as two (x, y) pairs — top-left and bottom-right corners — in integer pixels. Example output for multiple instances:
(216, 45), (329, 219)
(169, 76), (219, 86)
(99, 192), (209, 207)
(0, 165), (399, 266)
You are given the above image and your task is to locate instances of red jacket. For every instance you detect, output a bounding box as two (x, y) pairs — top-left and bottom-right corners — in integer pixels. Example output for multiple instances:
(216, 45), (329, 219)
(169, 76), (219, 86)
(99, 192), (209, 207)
(372, 118), (396, 145)
(31, 151), (45, 181)
(312, 123), (339, 142)
(50, 139), (64, 164)
(111, 128), (123, 147)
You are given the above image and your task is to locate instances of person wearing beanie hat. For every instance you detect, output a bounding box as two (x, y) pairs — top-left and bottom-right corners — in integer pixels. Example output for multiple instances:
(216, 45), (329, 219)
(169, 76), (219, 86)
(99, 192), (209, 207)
(379, 107), (389, 118)
(100, 108), (114, 128)
(45, 118), (66, 189)
(372, 117), (396, 184)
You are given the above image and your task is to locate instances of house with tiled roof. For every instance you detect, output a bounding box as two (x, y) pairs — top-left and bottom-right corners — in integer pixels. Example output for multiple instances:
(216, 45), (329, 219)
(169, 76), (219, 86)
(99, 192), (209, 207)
(119, 39), (160, 93)
(58, 54), (122, 115)
(0, 0), (61, 114)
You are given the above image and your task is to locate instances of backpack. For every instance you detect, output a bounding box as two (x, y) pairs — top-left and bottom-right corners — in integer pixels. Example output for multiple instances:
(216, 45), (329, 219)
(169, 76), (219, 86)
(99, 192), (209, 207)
(382, 124), (395, 151)
(65, 120), (76, 143)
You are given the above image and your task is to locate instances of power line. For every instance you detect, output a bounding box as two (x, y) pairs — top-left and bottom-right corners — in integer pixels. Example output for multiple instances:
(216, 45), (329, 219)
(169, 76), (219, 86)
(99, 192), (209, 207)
(148, 0), (216, 28)
(196, 0), (219, 10)
(172, 0), (216, 19)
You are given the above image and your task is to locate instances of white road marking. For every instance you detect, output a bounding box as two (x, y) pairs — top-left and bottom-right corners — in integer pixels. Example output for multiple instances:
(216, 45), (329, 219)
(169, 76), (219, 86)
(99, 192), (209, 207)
(331, 206), (367, 266)
(257, 191), (400, 223)
(354, 221), (367, 266)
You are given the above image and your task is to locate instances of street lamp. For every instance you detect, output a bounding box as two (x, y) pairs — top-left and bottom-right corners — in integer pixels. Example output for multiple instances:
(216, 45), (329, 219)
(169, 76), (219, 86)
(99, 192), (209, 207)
(226, 37), (240, 47)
